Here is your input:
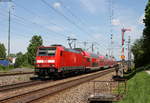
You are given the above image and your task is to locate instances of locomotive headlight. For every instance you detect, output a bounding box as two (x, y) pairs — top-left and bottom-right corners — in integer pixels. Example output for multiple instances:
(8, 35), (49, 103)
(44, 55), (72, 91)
(48, 60), (55, 63)
(52, 64), (55, 67)
(37, 60), (44, 63)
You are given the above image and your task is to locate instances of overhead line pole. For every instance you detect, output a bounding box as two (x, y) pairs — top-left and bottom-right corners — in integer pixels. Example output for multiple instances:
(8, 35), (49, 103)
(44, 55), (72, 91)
(128, 36), (131, 70)
(8, 8), (11, 57)
(0, 0), (12, 57)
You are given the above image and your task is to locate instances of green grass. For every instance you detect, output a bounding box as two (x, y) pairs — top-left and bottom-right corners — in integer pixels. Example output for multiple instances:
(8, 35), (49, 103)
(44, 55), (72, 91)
(116, 71), (150, 103)
(0, 65), (15, 72)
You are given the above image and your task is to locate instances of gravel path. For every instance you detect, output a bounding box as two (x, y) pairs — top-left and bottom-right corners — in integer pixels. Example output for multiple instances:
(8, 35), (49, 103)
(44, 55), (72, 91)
(146, 71), (150, 75)
(32, 72), (115, 103)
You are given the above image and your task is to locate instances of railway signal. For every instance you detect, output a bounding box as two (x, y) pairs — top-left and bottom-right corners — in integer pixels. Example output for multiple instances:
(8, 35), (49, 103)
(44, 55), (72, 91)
(121, 28), (131, 61)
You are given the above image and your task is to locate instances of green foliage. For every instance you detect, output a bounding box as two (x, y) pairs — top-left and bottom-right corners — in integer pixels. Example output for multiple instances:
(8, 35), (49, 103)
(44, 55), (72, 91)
(9, 53), (16, 58)
(16, 52), (23, 57)
(131, 38), (144, 67)
(143, 0), (150, 65)
(0, 43), (6, 59)
(27, 35), (43, 65)
(117, 72), (150, 103)
(131, 0), (150, 67)
(0, 65), (14, 71)
(14, 52), (28, 67)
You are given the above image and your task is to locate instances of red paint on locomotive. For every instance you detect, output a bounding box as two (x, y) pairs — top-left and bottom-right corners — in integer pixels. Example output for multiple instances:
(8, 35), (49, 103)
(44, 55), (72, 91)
(35, 45), (117, 77)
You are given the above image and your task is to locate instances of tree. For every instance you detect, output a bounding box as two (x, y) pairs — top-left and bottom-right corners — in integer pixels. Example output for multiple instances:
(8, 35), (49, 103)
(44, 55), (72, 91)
(131, 38), (144, 67)
(16, 52), (23, 57)
(0, 43), (6, 59)
(15, 52), (28, 67)
(27, 35), (43, 65)
(9, 53), (16, 58)
(143, 0), (150, 65)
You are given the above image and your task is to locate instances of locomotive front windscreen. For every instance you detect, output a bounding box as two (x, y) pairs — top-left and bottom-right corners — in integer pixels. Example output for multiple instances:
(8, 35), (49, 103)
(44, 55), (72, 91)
(37, 47), (56, 56)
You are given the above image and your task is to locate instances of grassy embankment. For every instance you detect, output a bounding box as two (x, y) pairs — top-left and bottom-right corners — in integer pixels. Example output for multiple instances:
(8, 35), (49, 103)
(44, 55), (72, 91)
(117, 71), (150, 103)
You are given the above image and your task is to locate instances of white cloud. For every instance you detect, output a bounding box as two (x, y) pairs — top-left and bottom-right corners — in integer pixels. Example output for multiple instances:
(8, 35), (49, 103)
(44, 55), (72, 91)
(111, 19), (121, 26)
(53, 2), (61, 9)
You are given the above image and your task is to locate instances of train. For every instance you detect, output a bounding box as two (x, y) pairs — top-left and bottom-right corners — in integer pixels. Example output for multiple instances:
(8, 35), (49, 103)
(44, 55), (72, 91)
(34, 44), (117, 78)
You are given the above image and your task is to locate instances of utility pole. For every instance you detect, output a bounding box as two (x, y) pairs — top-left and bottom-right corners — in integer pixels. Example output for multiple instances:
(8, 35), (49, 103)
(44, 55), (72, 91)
(108, 0), (114, 59)
(0, 0), (12, 58)
(74, 38), (77, 48)
(67, 36), (77, 49)
(83, 41), (88, 51)
(110, 33), (114, 58)
(128, 36), (131, 71)
(91, 43), (94, 52)
(8, 8), (11, 58)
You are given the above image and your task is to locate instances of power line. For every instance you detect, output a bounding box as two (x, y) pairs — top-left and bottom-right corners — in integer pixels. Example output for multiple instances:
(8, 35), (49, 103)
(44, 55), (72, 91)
(56, 0), (110, 53)
(1, 6), (67, 38)
(12, 1), (71, 33)
(55, 0), (109, 54)
(11, 13), (67, 38)
(0, 10), (67, 44)
(41, 0), (97, 40)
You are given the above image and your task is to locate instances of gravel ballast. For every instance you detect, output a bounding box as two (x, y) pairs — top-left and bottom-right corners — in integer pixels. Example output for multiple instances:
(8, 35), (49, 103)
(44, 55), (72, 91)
(32, 72), (115, 103)
(0, 68), (34, 86)
(0, 74), (34, 86)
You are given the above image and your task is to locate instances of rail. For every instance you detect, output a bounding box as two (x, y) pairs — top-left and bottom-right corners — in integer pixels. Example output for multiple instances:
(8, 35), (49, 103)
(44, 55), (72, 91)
(0, 68), (115, 103)
(0, 71), (34, 77)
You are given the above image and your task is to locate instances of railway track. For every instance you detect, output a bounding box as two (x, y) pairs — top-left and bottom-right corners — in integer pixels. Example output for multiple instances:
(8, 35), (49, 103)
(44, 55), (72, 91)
(0, 80), (46, 92)
(0, 71), (34, 77)
(0, 68), (115, 103)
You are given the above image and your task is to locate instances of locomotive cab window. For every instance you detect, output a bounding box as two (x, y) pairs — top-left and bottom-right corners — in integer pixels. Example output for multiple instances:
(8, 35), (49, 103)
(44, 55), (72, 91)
(37, 47), (56, 56)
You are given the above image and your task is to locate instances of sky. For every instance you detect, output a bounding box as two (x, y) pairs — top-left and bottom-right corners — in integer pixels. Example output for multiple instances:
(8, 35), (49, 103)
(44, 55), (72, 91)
(0, 0), (148, 60)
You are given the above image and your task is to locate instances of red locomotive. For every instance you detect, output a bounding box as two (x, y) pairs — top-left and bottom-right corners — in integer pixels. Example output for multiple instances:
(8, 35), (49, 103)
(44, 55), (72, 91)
(35, 44), (117, 78)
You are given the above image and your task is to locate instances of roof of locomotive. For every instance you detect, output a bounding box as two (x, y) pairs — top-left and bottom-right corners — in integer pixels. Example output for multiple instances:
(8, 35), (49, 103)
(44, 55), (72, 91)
(38, 44), (65, 48)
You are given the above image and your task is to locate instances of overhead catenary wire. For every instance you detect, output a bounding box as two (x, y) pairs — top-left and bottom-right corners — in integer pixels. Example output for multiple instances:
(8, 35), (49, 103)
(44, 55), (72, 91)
(12, 1), (73, 34)
(41, 0), (97, 40)
(1, 1), (110, 55)
(41, 0), (108, 54)
(0, 9), (67, 45)
(56, 0), (111, 53)
(0, 10), (64, 39)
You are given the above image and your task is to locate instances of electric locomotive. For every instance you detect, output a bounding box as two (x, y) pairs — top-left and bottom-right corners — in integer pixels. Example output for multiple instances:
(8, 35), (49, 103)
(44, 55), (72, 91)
(35, 45), (86, 77)
(35, 44), (116, 78)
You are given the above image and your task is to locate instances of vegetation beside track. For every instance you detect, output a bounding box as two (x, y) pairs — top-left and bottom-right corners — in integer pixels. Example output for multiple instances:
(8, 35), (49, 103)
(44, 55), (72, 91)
(116, 71), (150, 103)
(123, 64), (150, 79)
(0, 65), (15, 71)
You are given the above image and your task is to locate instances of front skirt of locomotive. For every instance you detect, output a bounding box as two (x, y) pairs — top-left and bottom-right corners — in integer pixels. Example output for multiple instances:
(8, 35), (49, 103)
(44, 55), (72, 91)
(35, 67), (58, 76)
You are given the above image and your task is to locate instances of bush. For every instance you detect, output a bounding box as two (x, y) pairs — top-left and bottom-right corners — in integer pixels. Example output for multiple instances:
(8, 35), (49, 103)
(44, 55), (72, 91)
(14, 53), (28, 68)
